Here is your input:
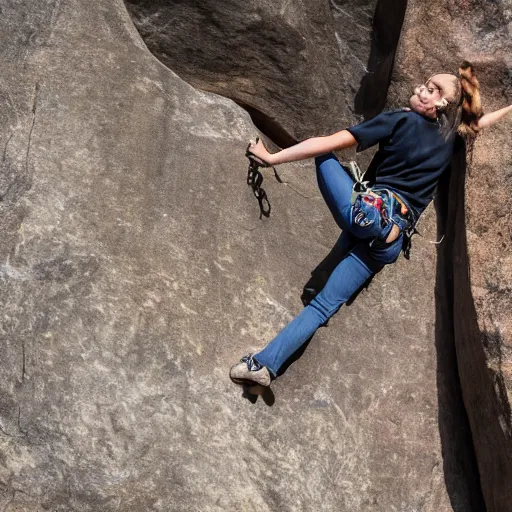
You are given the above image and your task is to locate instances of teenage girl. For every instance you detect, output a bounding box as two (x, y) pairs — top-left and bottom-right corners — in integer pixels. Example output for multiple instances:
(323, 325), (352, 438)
(230, 63), (512, 387)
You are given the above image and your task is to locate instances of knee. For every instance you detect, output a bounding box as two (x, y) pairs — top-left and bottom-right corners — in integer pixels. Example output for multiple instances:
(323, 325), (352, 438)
(308, 295), (341, 323)
(315, 152), (338, 167)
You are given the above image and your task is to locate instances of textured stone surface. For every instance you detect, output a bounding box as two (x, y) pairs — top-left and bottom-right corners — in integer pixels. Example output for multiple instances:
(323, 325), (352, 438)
(0, 0), (507, 510)
(390, 1), (512, 510)
(124, 0), (381, 144)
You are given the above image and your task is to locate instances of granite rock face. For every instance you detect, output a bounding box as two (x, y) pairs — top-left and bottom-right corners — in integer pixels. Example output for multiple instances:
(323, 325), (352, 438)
(0, 0), (508, 511)
(128, 0), (512, 508)
(389, 1), (512, 511)
(124, 0), (387, 144)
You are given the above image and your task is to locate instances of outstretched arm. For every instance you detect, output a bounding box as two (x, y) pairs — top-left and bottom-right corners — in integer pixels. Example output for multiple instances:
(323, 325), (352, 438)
(248, 130), (357, 166)
(476, 104), (512, 130)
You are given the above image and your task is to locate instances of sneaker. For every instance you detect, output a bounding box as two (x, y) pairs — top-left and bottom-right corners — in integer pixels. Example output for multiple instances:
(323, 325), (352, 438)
(229, 355), (271, 387)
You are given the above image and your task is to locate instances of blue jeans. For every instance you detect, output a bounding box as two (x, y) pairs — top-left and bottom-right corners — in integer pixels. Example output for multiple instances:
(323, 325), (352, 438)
(254, 153), (404, 376)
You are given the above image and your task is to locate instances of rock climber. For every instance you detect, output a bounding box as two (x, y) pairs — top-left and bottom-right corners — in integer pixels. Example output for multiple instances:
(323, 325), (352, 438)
(230, 62), (512, 388)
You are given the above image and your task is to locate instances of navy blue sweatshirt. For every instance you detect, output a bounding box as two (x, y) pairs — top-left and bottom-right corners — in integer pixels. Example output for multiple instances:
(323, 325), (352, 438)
(347, 110), (454, 216)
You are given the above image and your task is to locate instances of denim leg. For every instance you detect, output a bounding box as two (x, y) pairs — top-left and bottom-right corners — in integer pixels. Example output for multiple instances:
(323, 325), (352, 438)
(313, 230), (358, 275)
(315, 153), (354, 230)
(302, 230), (359, 303)
(252, 154), (401, 376)
(254, 244), (377, 376)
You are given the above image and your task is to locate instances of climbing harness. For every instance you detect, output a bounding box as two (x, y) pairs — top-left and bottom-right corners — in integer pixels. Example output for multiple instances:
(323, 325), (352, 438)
(345, 160), (419, 258)
(245, 150), (435, 258)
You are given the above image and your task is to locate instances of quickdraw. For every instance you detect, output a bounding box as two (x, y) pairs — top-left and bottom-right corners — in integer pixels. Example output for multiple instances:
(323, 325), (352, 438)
(246, 140), (283, 219)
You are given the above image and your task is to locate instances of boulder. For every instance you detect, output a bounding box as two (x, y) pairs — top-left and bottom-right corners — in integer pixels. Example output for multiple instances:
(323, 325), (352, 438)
(124, 0), (383, 144)
(0, 0), (505, 510)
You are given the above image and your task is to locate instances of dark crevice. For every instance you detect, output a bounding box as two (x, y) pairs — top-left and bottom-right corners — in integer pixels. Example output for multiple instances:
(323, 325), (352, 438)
(355, 0), (487, 504)
(448, 138), (512, 510)
(354, 0), (408, 118)
(233, 100), (297, 149)
(434, 138), (487, 511)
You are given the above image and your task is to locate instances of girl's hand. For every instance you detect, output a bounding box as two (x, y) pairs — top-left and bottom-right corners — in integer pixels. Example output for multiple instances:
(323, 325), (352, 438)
(476, 104), (512, 130)
(247, 138), (274, 165)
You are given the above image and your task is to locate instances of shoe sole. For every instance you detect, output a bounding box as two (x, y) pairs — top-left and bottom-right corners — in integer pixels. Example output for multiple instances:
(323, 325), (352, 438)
(230, 369), (272, 385)
(229, 358), (271, 387)
(230, 376), (270, 387)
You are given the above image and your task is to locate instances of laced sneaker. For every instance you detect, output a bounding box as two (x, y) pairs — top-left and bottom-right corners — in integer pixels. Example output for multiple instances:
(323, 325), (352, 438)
(229, 355), (271, 387)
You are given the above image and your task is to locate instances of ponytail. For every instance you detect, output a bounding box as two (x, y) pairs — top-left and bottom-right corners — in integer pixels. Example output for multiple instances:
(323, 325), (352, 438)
(457, 61), (484, 140)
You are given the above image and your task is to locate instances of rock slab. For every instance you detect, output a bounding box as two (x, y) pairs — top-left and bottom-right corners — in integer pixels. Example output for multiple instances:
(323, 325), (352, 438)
(0, 0), (501, 510)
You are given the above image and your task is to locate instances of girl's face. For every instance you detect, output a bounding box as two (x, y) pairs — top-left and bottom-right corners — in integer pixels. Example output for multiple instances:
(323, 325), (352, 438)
(409, 74), (458, 118)
(409, 81), (441, 118)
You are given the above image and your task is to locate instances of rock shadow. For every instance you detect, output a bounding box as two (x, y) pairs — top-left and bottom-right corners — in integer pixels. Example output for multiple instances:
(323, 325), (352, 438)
(240, 384), (276, 406)
(433, 136), (486, 511)
(354, 0), (408, 119)
(236, 100), (297, 150)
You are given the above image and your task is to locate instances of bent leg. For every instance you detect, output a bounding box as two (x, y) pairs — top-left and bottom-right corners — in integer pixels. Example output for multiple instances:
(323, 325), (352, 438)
(315, 153), (354, 230)
(255, 244), (380, 376)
